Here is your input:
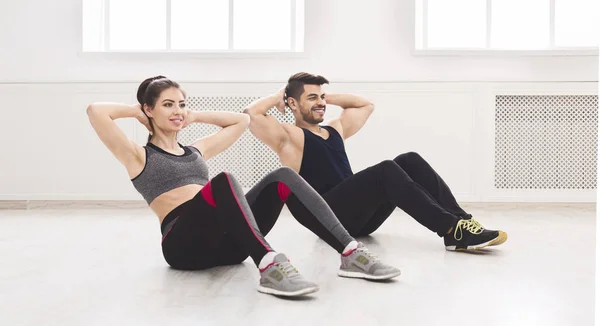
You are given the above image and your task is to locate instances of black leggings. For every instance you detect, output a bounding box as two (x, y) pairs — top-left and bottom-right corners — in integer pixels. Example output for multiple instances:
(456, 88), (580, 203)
(323, 152), (468, 237)
(161, 168), (354, 270)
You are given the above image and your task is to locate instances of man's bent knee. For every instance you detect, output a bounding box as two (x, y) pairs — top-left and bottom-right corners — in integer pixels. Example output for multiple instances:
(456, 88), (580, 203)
(394, 151), (424, 164)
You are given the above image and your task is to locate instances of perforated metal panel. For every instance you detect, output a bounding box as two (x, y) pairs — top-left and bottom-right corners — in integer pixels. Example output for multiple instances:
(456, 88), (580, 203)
(495, 95), (598, 189)
(177, 96), (295, 187)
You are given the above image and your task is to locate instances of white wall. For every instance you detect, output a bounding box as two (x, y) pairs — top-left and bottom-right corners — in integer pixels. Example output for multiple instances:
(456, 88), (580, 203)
(0, 0), (597, 83)
(0, 81), (596, 202)
(0, 0), (597, 202)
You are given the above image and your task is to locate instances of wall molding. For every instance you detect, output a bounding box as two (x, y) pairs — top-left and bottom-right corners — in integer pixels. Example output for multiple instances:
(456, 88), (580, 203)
(0, 80), (598, 85)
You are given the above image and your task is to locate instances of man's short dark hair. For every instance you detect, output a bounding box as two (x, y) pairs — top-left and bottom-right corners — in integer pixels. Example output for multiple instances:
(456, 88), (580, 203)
(284, 72), (329, 105)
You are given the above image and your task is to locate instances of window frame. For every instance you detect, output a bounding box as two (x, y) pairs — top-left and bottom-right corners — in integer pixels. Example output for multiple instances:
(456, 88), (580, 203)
(413, 0), (599, 56)
(82, 0), (305, 56)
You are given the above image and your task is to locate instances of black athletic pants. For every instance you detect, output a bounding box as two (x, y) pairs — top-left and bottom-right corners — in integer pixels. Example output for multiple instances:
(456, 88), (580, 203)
(161, 168), (353, 270)
(323, 152), (469, 237)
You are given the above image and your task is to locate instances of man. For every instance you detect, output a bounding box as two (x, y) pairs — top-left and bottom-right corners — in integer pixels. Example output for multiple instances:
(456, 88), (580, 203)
(244, 72), (507, 251)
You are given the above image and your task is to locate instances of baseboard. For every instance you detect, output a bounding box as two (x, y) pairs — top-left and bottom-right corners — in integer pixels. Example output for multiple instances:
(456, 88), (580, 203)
(0, 200), (594, 210)
(459, 202), (596, 209)
(0, 201), (28, 209)
(0, 200), (148, 210)
(480, 190), (597, 203)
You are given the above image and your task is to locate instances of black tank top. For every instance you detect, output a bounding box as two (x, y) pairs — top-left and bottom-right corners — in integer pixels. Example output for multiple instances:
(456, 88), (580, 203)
(298, 125), (353, 195)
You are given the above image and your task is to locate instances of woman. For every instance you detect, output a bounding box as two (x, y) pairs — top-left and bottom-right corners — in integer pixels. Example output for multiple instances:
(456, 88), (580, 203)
(86, 76), (400, 298)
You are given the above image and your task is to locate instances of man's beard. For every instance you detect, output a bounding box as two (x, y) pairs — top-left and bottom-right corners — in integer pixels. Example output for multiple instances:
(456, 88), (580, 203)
(301, 106), (325, 124)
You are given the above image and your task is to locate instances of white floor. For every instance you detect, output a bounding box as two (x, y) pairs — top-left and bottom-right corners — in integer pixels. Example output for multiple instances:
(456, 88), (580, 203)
(0, 203), (595, 326)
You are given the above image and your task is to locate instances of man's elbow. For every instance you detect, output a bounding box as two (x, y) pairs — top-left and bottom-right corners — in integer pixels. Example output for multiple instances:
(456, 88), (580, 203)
(243, 107), (255, 116)
(243, 108), (258, 126)
(366, 103), (375, 113)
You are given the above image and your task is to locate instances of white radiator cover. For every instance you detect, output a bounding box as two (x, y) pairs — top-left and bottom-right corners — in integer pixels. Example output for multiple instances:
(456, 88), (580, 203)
(495, 95), (598, 190)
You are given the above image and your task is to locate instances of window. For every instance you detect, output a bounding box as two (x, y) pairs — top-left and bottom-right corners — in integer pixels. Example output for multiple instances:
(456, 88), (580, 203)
(82, 0), (305, 52)
(415, 0), (599, 52)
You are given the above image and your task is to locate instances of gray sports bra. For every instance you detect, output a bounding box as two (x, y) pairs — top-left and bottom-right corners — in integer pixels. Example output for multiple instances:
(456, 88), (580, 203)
(131, 143), (209, 204)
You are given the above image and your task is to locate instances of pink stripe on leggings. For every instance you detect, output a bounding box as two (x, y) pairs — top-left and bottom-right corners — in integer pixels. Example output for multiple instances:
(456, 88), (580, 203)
(200, 182), (217, 207)
(277, 182), (291, 202)
(224, 173), (271, 252)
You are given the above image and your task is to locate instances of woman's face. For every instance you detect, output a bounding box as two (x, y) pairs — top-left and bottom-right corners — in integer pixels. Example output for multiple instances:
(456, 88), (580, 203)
(145, 87), (187, 132)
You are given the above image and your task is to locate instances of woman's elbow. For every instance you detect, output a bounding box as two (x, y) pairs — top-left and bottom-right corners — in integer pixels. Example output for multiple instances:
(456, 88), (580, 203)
(86, 104), (96, 116)
(239, 113), (251, 127)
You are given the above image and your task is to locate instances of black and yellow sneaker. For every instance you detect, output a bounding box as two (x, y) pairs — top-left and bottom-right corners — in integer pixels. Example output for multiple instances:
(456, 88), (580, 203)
(465, 216), (508, 247)
(444, 219), (507, 251)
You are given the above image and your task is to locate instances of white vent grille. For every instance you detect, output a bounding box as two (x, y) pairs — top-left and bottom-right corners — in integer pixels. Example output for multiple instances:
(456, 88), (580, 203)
(178, 96), (295, 187)
(495, 95), (598, 189)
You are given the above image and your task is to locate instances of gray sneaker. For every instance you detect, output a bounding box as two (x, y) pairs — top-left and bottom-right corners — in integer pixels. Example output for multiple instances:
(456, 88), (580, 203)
(339, 243), (401, 280)
(258, 253), (319, 297)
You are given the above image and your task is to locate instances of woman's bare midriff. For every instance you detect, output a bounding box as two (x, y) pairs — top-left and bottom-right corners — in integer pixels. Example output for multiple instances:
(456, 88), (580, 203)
(150, 184), (205, 224)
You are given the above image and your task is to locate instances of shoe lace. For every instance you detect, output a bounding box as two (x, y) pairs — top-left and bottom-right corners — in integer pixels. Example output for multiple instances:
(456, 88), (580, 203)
(454, 219), (483, 241)
(276, 261), (299, 276)
(356, 246), (379, 262)
(470, 218), (484, 229)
